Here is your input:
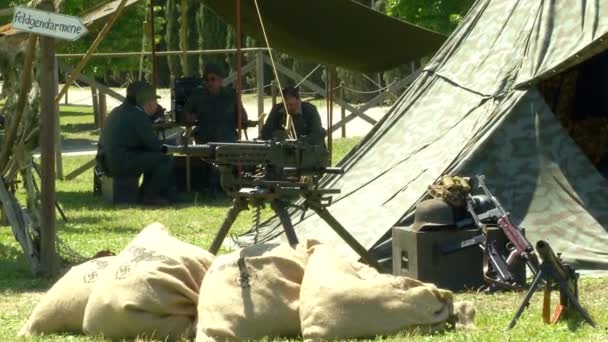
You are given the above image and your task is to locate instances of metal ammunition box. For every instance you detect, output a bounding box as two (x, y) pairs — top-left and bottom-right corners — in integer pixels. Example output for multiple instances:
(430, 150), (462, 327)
(392, 226), (526, 291)
(101, 175), (139, 205)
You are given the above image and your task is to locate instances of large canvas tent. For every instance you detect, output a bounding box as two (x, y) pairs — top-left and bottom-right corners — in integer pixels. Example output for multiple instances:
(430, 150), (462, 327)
(201, 0), (446, 72)
(244, 0), (608, 270)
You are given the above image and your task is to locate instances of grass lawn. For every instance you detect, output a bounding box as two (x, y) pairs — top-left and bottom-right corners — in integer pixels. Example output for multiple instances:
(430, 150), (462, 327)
(0, 106), (607, 341)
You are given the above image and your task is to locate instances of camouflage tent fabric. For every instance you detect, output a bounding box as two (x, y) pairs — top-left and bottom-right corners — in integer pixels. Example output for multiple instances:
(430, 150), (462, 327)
(241, 0), (608, 270)
(201, 0), (446, 72)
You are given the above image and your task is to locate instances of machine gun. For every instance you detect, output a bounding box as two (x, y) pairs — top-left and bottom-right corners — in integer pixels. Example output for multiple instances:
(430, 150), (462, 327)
(442, 175), (540, 290)
(508, 240), (596, 329)
(162, 140), (381, 270)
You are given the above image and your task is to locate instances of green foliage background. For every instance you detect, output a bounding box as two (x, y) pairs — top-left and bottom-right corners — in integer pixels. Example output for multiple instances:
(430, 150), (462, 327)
(1, 0), (476, 94)
(386, 0), (475, 34)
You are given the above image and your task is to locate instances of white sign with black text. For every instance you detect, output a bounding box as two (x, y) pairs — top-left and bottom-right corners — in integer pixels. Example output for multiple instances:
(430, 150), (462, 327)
(12, 6), (87, 41)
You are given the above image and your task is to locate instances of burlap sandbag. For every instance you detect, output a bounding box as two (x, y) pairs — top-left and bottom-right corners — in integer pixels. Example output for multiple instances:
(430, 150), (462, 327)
(300, 245), (474, 341)
(83, 222), (214, 341)
(196, 240), (319, 341)
(18, 256), (116, 336)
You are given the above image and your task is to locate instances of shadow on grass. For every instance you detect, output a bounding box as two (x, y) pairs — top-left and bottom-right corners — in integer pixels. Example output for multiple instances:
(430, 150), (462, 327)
(56, 190), (232, 210)
(59, 105), (94, 117)
(57, 191), (110, 210)
(62, 122), (98, 133)
(57, 218), (143, 235)
(0, 244), (51, 291)
(566, 312), (597, 331)
(186, 192), (233, 208)
(60, 138), (98, 152)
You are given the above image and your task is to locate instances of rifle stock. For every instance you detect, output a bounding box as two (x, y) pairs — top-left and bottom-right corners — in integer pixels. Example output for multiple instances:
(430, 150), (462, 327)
(472, 176), (540, 283)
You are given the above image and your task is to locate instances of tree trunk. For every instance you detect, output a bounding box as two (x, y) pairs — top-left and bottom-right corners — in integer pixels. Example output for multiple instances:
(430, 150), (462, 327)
(197, 5), (228, 75)
(179, 0), (190, 76)
(165, 0), (182, 78)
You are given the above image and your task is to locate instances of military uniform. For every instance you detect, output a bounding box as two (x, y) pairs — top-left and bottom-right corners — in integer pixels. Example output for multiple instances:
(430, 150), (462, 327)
(261, 102), (325, 145)
(97, 102), (174, 199)
(185, 87), (248, 143)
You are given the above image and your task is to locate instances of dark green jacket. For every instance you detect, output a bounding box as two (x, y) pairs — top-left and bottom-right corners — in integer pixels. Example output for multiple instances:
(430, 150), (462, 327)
(185, 87), (248, 143)
(97, 103), (161, 173)
(261, 102), (325, 145)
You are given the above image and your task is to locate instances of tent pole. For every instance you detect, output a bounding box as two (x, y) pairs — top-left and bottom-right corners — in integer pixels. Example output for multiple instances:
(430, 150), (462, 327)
(236, 0), (243, 140)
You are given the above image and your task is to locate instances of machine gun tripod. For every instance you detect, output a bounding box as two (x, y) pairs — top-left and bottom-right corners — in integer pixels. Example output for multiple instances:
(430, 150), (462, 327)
(508, 240), (596, 329)
(210, 183), (381, 271)
(162, 140), (382, 271)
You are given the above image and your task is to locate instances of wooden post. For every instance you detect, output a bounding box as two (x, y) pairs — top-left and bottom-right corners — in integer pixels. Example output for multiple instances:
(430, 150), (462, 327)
(325, 65), (330, 142)
(91, 87), (99, 127)
(170, 75), (176, 118)
(64, 86), (68, 105)
(327, 65), (335, 165)
(377, 72), (383, 107)
(256, 50), (264, 136)
(185, 127), (192, 192)
(235, 0), (243, 140)
(53, 58), (63, 180)
(98, 92), (107, 129)
(340, 82), (346, 138)
(38, 0), (59, 277)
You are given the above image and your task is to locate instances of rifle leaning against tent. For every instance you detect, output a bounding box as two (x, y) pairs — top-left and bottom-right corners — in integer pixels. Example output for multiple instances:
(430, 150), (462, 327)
(442, 175), (540, 290)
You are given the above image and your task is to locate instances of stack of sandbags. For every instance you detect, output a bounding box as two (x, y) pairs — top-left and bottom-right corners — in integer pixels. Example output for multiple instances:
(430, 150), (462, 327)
(300, 245), (475, 341)
(196, 240), (319, 341)
(18, 256), (116, 336)
(83, 223), (214, 341)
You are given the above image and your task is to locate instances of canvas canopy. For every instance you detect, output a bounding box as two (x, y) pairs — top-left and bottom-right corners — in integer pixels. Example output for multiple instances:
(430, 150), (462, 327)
(242, 0), (608, 270)
(201, 0), (446, 72)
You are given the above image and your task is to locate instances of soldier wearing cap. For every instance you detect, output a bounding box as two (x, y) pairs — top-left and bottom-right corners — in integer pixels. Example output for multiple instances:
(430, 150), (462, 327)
(97, 81), (174, 206)
(184, 63), (254, 143)
(261, 86), (326, 145)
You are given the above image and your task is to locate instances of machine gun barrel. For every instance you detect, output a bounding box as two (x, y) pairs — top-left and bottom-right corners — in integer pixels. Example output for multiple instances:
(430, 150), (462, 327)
(536, 240), (571, 282)
(161, 144), (214, 158)
(283, 166), (344, 175)
(508, 239), (596, 329)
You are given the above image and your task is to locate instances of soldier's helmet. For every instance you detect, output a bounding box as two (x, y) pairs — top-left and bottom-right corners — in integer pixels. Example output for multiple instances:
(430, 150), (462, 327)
(411, 198), (460, 231)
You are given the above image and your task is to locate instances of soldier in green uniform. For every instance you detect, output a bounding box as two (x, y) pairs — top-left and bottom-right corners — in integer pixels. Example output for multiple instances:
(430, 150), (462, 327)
(184, 64), (254, 143)
(183, 64), (256, 193)
(97, 82), (174, 206)
(261, 86), (326, 145)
